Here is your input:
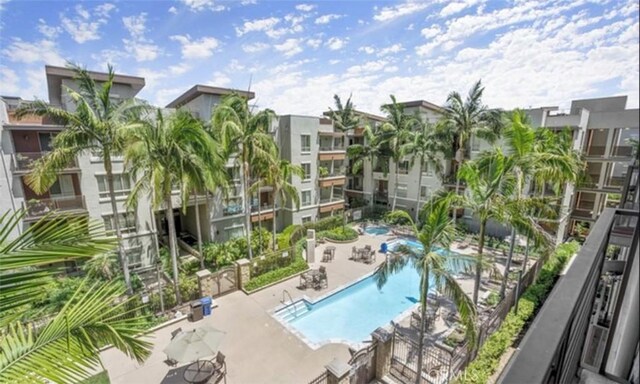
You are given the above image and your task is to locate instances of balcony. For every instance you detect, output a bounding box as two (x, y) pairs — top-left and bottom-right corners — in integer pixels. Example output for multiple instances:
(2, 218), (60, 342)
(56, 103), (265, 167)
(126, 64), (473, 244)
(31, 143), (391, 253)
(251, 203), (275, 222)
(347, 178), (364, 191)
(585, 146), (634, 159)
(318, 196), (345, 213)
(222, 203), (243, 216)
(499, 208), (638, 384)
(12, 152), (79, 174)
(22, 196), (87, 220)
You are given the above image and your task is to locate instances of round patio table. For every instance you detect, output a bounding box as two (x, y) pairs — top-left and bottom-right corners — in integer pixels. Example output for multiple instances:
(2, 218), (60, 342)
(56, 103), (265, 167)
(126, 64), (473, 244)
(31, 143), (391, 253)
(183, 360), (215, 384)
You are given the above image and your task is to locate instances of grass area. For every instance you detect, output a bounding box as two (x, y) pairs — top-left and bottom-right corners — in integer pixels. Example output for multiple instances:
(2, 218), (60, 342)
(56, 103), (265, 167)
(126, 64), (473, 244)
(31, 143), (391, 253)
(79, 371), (110, 384)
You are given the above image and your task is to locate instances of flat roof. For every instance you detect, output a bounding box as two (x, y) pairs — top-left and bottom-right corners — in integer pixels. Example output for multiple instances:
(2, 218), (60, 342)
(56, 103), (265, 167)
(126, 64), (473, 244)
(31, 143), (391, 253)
(322, 109), (386, 122)
(396, 99), (444, 112)
(45, 65), (145, 103)
(166, 85), (255, 108)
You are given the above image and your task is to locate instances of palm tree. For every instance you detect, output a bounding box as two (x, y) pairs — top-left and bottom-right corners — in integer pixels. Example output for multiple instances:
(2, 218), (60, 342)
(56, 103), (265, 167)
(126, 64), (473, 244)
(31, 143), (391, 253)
(347, 123), (386, 207)
(123, 109), (222, 305)
(0, 210), (151, 382)
(379, 95), (415, 210)
(328, 94), (360, 133)
(374, 198), (476, 384)
(212, 95), (277, 260)
(441, 80), (503, 224)
(402, 120), (452, 220)
(14, 63), (146, 294)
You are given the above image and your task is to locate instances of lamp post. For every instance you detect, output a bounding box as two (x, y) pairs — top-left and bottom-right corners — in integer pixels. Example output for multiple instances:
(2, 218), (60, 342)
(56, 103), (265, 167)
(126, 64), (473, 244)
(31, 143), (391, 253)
(156, 256), (165, 314)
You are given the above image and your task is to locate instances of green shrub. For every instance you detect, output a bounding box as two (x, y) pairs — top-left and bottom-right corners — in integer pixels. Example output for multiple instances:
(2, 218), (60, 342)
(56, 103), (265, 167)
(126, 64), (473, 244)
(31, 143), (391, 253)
(244, 256), (308, 292)
(384, 210), (413, 226)
(202, 228), (271, 270)
(455, 241), (579, 384)
(319, 226), (359, 241)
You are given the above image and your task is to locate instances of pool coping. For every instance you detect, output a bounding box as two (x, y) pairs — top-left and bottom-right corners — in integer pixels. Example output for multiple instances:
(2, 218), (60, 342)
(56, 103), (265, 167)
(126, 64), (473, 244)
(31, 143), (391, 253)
(269, 256), (418, 351)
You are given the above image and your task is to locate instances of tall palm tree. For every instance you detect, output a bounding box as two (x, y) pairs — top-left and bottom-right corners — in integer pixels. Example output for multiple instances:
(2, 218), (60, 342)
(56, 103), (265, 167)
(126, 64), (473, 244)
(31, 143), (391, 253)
(374, 198), (476, 384)
(0, 210), (151, 382)
(441, 80), (503, 224)
(212, 95), (277, 260)
(123, 109), (222, 305)
(379, 95), (414, 210)
(328, 94), (360, 133)
(347, 123), (386, 207)
(402, 120), (452, 220)
(14, 64), (146, 294)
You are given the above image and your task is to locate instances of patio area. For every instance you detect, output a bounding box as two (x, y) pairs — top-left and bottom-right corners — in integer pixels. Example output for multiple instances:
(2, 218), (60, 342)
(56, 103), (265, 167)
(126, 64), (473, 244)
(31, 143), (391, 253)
(99, 225), (530, 383)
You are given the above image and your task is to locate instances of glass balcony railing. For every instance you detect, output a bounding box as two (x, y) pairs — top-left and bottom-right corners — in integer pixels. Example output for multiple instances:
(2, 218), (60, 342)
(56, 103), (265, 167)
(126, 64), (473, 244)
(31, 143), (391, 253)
(319, 196), (344, 205)
(222, 204), (243, 216)
(23, 196), (86, 219)
(251, 203), (274, 213)
(13, 152), (78, 172)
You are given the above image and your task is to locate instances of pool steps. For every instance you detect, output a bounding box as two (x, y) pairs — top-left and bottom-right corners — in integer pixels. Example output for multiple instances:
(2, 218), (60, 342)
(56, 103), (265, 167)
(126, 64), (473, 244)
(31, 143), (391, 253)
(276, 300), (311, 322)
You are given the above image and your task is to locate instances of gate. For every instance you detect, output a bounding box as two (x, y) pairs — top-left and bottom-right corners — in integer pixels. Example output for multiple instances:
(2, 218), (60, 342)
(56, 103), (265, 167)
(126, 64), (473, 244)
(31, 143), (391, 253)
(348, 344), (376, 384)
(210, 266), (237, 297)
(390, 329), (453, 384)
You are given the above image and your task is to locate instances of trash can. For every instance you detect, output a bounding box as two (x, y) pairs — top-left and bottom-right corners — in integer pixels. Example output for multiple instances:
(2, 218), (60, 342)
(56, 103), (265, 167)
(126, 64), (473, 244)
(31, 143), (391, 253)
(190, 301), (203, 322)
(381, 242), (388, 254)
(201, 296), (213, 316)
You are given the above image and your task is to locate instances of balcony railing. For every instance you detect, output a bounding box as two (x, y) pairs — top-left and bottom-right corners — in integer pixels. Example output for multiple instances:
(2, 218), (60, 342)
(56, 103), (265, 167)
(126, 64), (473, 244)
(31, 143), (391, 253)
(319, 196), (344, 205)
(13, 152), (78, 172)
(499, 208), (639, 383)
(347, 180), (363, 191)
(251, 204), (274, 213)
(586, 146), (634, 158)
(222, 204), (243, 216)
(318, 169), (346, 178)
(23, 196), (87, 219)
(319, 145), (346, 151)
(572, 208), (594, 218)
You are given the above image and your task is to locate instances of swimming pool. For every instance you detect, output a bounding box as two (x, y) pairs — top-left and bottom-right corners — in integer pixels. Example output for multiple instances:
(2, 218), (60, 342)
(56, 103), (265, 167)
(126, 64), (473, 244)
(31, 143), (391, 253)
(363, 226), (389, 235)
(274, 239), (464, 347)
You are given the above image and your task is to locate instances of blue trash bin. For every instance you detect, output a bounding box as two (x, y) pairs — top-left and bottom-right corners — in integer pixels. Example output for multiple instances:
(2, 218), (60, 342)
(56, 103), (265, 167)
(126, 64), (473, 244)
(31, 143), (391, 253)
(201, 296), (212, 316)
(381, 242), (388, 253)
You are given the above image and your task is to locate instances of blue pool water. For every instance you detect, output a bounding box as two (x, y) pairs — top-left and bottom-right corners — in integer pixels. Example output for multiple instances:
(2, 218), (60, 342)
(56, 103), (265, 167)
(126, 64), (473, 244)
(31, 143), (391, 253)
(364, 226), (389, 235)
(275, 239), (465, 346)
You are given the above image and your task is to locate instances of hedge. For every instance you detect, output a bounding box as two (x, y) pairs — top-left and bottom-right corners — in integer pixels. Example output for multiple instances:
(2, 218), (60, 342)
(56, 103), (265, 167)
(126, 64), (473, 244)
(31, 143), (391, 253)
(455, 241), (579, 384)
(319, 226), (359, 242)
(244, 239), (308, 292)
(277, 215), (344, 249)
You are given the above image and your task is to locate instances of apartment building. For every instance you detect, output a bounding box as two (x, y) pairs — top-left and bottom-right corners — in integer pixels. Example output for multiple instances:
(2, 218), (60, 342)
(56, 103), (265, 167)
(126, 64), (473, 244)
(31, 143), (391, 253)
(525, 96), (639, 240)
(0, 65), (158, 274)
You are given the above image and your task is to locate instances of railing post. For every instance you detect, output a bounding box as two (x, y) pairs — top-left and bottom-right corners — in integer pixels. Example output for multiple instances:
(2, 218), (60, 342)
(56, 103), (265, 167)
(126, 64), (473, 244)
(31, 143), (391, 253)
(325, 359), (351, 384)
(235, 259), (250, 291)
(372, 327), (393, 380)
(196, 269), (213, 298)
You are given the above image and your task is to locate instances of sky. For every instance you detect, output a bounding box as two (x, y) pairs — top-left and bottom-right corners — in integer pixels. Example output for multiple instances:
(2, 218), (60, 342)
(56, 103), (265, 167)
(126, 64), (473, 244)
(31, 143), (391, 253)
(0, 0), (638, 117)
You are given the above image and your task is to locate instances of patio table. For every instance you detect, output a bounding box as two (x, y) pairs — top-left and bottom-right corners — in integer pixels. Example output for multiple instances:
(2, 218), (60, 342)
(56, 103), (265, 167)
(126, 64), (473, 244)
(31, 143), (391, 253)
(183, 360), (216, 384)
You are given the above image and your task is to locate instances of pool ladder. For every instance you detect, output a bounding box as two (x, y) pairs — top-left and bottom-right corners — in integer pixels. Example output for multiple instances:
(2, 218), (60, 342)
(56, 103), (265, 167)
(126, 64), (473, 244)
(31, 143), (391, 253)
(281, 289), (293, 305)
(281, 289), (300, 319)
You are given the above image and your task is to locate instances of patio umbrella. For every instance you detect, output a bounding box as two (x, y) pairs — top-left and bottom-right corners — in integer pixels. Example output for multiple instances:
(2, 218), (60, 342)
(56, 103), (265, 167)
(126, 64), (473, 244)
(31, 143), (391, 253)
(163, 326), (226, 363)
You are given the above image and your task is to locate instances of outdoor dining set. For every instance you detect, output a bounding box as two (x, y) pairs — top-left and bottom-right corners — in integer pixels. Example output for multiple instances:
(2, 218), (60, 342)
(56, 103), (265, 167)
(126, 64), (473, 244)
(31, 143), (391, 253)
(351, 245), (376, 264)
(299, 266), (328, 290)
(163, 326), (227, 384)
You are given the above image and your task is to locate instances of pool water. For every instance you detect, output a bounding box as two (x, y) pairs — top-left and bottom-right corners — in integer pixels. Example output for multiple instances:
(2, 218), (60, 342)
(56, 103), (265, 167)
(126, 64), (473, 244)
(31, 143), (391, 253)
(364, 226), (389, 235)
(275, 239), (465, 346)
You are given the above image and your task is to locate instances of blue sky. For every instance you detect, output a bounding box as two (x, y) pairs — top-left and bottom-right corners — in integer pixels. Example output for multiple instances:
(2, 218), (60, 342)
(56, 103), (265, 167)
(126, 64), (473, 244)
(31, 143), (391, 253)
(1, 0), (638, 116)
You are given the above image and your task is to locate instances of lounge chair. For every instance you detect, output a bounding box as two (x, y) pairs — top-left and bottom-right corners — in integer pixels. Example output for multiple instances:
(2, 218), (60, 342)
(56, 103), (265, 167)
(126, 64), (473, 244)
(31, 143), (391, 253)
(458, 237), (470, 249)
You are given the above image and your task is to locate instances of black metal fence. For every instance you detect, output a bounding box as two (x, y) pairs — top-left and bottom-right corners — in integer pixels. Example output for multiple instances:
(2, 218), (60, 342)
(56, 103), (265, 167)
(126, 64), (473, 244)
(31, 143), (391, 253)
(307, 371), (328, 384)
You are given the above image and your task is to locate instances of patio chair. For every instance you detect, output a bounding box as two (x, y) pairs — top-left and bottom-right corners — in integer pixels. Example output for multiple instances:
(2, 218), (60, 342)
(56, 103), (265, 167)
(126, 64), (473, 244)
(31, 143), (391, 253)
(322, 249), (331, 263)
(299, 272), (312, 289)
(458, 237), (470, 250)
(364, 244), (372, 252)
(314, 267), (328, 290)
(170, 327), (182, 340)
(209, 352), (227, 384)
(164, 357), (178, 367)
(351, 246), (357, 260)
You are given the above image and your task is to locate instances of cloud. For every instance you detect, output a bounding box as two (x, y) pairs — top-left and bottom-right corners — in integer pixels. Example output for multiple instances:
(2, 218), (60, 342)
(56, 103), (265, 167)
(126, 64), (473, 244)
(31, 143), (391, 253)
(373, 1), (429, 22)
(439, 0), (482, 18)
(122, 13), (147, 39)
(207, 71), (231, 86)
(378, 44), (404, 56)
(170, 35), (219, 59)
(235, 17), (280, 36)
(306, 38), (322, 48)
(2, 38), (65, 65)
(168, 6), (178, 14)
(168, 63), (191, 75)
(37, 19), (62, 39)
(359, 46), (375, 54)
(121, 13), (160, 62)
(60, 4), (112, 43)
(274, 38), (303, 57)
(326, 37), (347, 50)
(179, 0), (225, 12)
(94, 3), (116, 18)
(295, 4), (316, 12)
(421, 25), (441, 39)
(242, 42), (270, 53)
(315, 14), (343, 25)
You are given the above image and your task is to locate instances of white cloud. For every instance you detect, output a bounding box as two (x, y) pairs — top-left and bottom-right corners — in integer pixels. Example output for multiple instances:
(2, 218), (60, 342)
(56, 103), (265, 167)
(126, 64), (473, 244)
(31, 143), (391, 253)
(359, 46), (375, 54)
(168, 63), (191, 75)
(346, 60), (389, 75)
(242, 42), (270, 53)
(315, 14), (343, 25)
(0, 67), (20, 95)
(440, 0), (482, 18)
(421, 25), (441, 39)
(94, 3), (116, 18)
(274, 38), (303, 57)
(121, 13), (160, 62)
(168, 6), (178, 14)
(155, 87), (184, 107)
(179, 0), (225, 12)
(207, 71), (231, 86)
(2, 38), (64, 65)
(373, 1), (429, 22)
(170, 35), (219, 59)
(306, 38), (322, 48)
(326, 37), (347, 50)
(235, 17), (280, 36)
(122, 13), (147, 39)
(378, 44), (404, 56)
(60, 4), (112, 43)
(295, 4), (316, 12)
(37, 19), (61, 39)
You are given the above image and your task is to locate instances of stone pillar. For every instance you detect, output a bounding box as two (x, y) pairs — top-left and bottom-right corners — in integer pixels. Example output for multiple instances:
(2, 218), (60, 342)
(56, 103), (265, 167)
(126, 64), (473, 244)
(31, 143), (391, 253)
(196, 269), (213, 298)
(372, 327), (393, 380)
(235, 259), (251, 290)
(325, 359), (351, 384)
(306, 229), (316, 263)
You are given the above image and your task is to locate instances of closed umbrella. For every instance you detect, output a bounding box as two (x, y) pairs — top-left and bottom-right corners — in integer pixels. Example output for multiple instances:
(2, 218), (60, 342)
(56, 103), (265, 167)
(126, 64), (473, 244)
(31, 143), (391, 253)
(164, 325), (225, 363)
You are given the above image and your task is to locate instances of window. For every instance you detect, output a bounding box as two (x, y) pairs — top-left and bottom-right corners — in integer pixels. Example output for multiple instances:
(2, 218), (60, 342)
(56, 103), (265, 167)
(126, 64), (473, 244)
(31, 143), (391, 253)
(301, 215), (312, 224)
(96, 174), (131, 199)
(223, 197), (243, 216)
(396, 183), (408, 198)
(301, 134), (311, 152)
(423, 162), (434, 176)
(225, 226), (244, 239)
(471, 137), (480, 152)
(38, 132), (55, 151)
(301, 190), (312, 206)
(126, 247), (142, 266)
(103, 212), (136, 235)
(399, 160), (410, 174)
(420, 186), (430, 199)
(49, 175), (75, 197)
(302, 163), (311, 181)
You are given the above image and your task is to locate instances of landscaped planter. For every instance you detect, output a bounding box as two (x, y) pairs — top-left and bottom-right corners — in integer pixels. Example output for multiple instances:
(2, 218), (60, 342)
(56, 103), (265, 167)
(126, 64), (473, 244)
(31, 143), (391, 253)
(243, 268), (310, 294)
(323, 236), (359, 244)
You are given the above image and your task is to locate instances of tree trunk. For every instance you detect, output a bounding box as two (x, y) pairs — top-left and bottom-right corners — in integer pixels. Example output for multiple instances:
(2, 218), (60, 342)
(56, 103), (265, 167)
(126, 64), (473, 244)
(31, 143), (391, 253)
(103, 150), (132, 294)
(522, 235), (530, 274)
(194, 192), (204, 270)
(164, 195), (182, 305)
(415, 158), (424, 222)
(453, 173), (461, 227)
(272, 188), (278, 251)
(243, 158), (253, 260)
(473, 220), (486, 305)
(415, 266), (429, 384)
(500, 227), (517, 299)
(257, 187), (263, 253)
(392, 162), (399, 211)
(370, 166), (375, 208)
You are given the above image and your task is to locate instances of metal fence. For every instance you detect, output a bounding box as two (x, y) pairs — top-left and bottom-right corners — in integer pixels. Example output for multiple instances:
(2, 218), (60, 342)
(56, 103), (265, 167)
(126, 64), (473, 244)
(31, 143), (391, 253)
(348, 343), (377, 384)
(250, 247), (296, 278)
(307, 371), (328, 384)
